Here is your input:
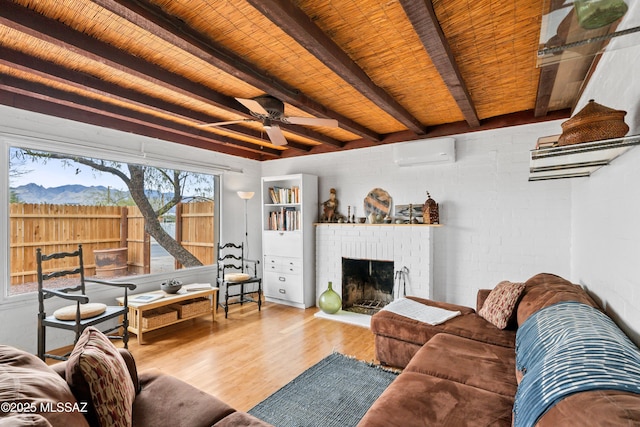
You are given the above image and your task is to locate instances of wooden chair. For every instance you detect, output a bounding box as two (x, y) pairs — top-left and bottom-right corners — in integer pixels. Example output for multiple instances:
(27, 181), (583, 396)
(216, 242), (262, 318)
(36, 244), (137, 361)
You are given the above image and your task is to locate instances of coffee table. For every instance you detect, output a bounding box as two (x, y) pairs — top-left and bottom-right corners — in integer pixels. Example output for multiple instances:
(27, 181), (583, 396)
(117, 284), (218, 344)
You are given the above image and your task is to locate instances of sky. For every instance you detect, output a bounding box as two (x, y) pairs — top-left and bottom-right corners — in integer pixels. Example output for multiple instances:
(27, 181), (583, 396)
(10, 156), (127, 190)
(9, 148), (214, 197)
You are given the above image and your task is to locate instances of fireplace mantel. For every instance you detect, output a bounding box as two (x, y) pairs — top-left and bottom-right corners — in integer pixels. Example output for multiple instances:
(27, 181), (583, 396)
(315, 223), (442, 227)
(315, 224), (434, 304)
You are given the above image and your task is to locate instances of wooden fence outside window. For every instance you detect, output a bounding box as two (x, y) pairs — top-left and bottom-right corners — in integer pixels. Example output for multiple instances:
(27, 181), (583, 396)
(9, 201), (214, 286)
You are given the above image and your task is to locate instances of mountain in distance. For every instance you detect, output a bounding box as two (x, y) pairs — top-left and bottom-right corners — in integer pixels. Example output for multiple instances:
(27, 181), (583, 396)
(10, 183), (172, 205)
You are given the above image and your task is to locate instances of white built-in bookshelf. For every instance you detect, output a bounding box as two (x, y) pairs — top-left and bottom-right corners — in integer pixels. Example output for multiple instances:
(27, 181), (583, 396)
(261, 174), (317, 308)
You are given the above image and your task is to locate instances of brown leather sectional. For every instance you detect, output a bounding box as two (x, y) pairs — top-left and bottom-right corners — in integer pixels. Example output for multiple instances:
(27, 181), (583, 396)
(359, 273), (640, 427)
(0, 345), (271, 427)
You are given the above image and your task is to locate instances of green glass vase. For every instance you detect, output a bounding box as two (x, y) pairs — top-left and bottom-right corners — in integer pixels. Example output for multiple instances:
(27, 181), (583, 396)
(318, 281), (342, 314)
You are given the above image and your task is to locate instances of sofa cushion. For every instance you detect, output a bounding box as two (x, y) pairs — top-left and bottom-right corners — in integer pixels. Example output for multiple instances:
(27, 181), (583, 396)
(536, 389), (640, 426)
(516, 273), (598, 326)
(357, 372), (514, 427)
(66, 327), (135, 427)
(0, 345), (89, 427)
(0, 414), (52, 426)
(478, 281), (525, 329)
(133, 370), (237, 427)
(406, 333), (517, 397)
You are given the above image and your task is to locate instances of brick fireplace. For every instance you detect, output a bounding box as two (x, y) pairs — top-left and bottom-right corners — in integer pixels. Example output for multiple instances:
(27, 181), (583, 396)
(315, 224), (434, 317)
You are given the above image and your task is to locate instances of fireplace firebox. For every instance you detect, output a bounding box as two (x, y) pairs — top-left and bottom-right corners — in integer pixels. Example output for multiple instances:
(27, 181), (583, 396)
(341, 257), (394, 315)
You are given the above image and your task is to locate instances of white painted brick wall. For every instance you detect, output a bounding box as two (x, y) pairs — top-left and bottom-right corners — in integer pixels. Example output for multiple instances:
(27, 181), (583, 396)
(571, 23), (640, 345)
(263, 120), (572, 308)
(316, 224), (432, 302)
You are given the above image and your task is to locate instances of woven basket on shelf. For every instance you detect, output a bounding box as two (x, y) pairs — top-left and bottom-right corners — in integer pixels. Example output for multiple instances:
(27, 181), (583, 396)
(557, 99), (629, 146)
(142, 307), (178, 329)
(170, 298), (210, 319)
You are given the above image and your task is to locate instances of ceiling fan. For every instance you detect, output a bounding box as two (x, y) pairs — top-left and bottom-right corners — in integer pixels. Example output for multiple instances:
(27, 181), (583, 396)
(199, 95), (338, 146)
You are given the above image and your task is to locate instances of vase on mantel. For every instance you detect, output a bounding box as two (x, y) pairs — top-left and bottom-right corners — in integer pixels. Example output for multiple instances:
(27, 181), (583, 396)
(318, 281), (342, 314)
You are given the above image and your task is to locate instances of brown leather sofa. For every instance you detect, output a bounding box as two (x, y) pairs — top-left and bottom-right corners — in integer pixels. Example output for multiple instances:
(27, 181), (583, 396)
(0, 344), (270, 427)
(359, 273), (640, 426)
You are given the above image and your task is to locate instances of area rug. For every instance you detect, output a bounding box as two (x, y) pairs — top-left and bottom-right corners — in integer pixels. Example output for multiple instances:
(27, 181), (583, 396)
(248, 353), (398, 427)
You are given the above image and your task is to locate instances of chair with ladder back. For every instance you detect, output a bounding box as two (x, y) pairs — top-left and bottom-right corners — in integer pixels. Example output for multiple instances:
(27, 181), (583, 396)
(36, 244), (136, 361)
(216, 242), (262, 318)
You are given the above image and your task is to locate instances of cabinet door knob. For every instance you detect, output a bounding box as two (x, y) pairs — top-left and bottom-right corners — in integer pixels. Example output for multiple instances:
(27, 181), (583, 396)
(279, 276), (286, 282)
(279, 288), (286, 294)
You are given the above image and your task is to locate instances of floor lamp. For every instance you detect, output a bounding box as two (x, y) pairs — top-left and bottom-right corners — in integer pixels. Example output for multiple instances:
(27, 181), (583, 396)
(237, 191), (255, 259)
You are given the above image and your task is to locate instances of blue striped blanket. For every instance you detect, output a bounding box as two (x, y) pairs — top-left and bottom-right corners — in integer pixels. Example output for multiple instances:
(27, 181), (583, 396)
(513, 301), (640, 427)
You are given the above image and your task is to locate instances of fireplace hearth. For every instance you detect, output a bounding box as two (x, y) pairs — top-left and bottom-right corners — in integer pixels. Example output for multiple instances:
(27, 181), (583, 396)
(342, 257), (394, 315)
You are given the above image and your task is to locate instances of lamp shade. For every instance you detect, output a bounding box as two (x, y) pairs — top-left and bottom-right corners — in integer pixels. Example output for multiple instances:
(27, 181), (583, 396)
(237, 191), (255, 200)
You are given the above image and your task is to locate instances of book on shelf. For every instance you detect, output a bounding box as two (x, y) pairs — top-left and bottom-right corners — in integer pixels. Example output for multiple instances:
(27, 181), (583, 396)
(129, 293), (165, 303)
(182, 283), (213, 291)
(267, 207), (300, 231)
(535, 135), (559, 149)
(268, 186), (300, 204)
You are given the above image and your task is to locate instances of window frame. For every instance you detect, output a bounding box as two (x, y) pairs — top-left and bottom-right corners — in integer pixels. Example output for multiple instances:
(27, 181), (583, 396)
(2, 133), (222, 303)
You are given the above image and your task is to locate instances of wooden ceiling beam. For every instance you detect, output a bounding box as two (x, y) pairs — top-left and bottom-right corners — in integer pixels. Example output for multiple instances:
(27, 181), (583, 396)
(0, 46), (322, 151)
(0, 73), (284, 158)
(399, 0), (480, 128)
(535, 62), (559, 117)
(92, 0), (372, 144)
(0, 1), (334, 149)
(0, 1), (249, 114)
(0, 45), (246, 130)
(245, 0), (427, 135)
(1, 88), (272, 160)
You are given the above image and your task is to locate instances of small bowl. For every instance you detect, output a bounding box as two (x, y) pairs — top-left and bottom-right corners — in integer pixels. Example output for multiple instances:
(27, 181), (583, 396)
(358, 217), (366, 223)
(161, 281), (182, 294)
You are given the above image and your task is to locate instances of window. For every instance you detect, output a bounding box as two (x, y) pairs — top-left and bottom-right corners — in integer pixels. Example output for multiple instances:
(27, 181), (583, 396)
(7, 144), (219, 296)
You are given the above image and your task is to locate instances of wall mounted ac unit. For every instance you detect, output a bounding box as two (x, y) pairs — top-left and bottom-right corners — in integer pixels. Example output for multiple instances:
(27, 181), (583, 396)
(392, 137), (455, 167)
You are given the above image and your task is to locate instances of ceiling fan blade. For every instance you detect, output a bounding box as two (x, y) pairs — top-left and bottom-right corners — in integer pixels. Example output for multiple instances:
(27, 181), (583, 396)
(236, 97), (269, 115)
(265, 124), (288, 146)
(287, 116), (339, 127)
(198, 119), (253, 127)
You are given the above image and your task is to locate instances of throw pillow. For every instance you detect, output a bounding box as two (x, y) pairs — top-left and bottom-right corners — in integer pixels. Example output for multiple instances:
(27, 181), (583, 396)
(478, 280), (525, 329)
(66, 327), (135, 427)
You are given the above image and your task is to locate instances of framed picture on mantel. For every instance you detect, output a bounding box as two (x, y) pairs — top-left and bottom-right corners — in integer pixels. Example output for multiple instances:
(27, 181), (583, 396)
(395, 204), (422, 220)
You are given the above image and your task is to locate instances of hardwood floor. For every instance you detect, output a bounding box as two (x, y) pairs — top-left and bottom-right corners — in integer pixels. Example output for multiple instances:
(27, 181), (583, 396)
(126, 301), (377, 411)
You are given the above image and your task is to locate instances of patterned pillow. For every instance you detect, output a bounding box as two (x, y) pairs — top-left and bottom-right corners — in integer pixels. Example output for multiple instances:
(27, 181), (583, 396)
(478, 280), (525, 329)
(66, 327), (135, 427)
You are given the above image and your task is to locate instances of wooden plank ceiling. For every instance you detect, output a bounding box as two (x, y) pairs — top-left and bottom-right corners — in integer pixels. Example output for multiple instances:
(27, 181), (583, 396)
(0, 0), (599, 161)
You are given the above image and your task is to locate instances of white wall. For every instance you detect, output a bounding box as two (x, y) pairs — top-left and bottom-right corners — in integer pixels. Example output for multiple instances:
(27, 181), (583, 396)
(571, 8), (640, 345)
(0, 106), (262, 352)
(261, 121), (572, 309)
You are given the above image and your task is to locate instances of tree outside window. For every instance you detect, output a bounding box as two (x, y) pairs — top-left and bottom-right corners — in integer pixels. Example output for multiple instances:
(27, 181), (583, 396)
(8, 146), (217, 295)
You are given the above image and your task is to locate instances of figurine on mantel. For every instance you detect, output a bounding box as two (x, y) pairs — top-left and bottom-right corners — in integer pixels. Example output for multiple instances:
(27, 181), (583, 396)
(320, 188), (344, 222)
(423, 192), (439, 225)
